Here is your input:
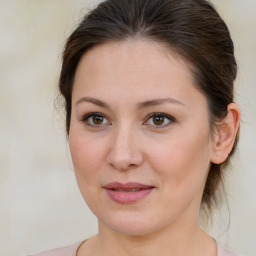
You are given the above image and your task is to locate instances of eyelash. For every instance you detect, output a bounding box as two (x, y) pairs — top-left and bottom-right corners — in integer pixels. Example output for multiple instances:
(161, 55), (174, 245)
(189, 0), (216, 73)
(144, 112), (176, 128)
(80, 112), (176, 129)
(81, 112), (110, 128)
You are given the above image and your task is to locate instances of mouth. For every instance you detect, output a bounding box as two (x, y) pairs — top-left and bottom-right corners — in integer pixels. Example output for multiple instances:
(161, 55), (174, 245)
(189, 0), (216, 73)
(110, 188), (144, 192)
(103, 182), (155, 204)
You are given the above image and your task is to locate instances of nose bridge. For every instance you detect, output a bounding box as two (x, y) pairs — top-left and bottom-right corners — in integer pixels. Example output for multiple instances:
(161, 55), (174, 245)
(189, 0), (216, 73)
(107, 122), (143, 170)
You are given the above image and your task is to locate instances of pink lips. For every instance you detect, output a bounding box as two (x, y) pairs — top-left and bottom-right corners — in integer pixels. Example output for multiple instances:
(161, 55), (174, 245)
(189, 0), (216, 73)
(103, 182), (155, 204)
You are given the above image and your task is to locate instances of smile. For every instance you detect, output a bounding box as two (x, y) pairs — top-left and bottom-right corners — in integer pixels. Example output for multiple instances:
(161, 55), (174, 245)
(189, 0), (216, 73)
(103, 182), (155, 204)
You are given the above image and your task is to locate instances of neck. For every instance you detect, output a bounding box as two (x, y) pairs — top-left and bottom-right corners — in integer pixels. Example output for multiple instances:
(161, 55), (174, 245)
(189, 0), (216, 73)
(90, 216), (216, 256)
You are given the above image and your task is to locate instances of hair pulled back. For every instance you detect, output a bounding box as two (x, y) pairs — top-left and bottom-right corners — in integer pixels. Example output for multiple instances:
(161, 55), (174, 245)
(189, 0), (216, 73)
(59, 0), (238, 220)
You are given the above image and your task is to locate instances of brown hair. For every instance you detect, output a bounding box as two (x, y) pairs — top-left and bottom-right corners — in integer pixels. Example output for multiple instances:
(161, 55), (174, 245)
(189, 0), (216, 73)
(58, 0), (239, 221)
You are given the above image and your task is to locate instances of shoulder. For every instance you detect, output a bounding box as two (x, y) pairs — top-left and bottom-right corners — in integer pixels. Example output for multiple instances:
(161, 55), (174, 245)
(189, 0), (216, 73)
(25, 241), (83, 256)
(217, 241), (245, 256)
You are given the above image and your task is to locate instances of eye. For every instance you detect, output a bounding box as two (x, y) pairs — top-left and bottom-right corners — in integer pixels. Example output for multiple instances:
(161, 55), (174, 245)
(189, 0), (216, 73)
(144, 112), (175, 128)
(81, 112), (111, 128)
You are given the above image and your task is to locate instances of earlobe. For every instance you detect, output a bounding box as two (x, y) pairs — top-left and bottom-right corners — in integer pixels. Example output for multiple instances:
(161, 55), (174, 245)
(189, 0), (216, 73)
(210, 103), (240, 164)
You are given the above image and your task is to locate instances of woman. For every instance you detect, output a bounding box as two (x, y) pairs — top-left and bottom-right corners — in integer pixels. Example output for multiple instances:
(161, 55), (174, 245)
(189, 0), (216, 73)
(29, 0), (243, 255)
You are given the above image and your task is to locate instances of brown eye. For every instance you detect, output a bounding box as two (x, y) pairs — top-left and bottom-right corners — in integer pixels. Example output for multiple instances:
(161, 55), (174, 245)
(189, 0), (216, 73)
(144, 112), (175, 128)
(81, 112), (111, 127)
(152, 116), (165, 125)
(93, 115), (104, 124)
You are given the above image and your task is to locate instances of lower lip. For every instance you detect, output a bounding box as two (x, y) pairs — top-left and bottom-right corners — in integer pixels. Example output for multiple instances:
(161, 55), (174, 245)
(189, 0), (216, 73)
(104, 188), (154, 204)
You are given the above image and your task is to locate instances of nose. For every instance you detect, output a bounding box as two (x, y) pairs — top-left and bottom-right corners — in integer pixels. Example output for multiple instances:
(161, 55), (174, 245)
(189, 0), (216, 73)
(107, 125), (144, 171)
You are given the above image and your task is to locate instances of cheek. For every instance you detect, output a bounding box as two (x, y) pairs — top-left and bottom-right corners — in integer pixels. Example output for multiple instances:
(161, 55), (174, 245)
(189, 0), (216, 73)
(146, 131), (212, 220)
(68, 127), (109, 195)
(68, 130), (109, 212)
(147, 129), (211, 191)
(69, 128), (106, 170)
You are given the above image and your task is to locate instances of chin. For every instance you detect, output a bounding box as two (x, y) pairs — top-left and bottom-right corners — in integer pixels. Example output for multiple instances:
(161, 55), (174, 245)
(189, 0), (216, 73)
(106, 222), (155, 236)
(98, 210), (166, 236)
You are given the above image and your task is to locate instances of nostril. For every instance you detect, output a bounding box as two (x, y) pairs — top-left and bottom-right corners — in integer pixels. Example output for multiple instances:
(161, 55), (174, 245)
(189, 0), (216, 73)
(107, 130), (144, 170)
(107, 151), (143, 171)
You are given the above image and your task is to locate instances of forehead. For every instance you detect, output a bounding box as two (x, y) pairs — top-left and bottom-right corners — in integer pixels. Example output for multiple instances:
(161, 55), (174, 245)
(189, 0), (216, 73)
(75, 39), (190, 77)
(72, 39), (206, 108)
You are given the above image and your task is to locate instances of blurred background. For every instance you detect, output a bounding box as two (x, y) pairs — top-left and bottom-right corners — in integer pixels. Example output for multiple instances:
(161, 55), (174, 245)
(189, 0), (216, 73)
(0, 0), (255, 255)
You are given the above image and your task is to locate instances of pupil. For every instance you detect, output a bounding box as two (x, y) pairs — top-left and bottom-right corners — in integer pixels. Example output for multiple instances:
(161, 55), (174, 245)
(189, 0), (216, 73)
(93, 116), (103, 124)
(153, 116), (164, 125)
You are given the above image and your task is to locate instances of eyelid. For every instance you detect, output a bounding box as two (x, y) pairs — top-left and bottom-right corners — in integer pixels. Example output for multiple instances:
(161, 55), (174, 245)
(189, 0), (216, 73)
(80, 111), (175, 129)
(81, 112), (111, 128)
(143, 112), (176, 128)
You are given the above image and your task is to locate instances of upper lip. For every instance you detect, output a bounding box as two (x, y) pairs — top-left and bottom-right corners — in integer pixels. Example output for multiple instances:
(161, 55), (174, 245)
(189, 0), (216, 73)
(103, 182), (155, 190)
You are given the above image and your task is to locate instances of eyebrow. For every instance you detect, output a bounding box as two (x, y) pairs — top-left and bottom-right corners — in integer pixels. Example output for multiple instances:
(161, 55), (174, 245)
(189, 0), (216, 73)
(75, 97), (185, 109)
(137, 98), (185, 109)
(75, 97), (111, 109)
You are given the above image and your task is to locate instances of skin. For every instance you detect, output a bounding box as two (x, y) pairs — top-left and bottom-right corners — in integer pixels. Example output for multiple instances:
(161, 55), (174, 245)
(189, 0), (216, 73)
(69, 40), (240, 256)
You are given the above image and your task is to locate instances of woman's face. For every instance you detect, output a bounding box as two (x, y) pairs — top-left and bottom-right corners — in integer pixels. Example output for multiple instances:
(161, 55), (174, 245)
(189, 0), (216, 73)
(69, 40), (215, 235)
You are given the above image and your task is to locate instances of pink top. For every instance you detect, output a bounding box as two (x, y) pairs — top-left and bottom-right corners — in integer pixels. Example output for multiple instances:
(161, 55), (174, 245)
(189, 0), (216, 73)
(26, 240), (245, 256)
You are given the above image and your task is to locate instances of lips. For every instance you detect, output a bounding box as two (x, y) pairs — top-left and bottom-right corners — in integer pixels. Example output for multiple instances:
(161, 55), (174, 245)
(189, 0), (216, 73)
(103, 182), (155, 204)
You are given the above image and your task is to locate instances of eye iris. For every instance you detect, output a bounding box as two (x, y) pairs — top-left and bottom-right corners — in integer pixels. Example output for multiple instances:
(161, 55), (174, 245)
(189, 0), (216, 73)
(153, 116), (164, 125)
(93, 116), (103, 124)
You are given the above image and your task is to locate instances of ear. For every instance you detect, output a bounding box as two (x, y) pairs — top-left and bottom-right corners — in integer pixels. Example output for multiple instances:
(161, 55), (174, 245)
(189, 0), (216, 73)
(210, 103), (241, 164)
